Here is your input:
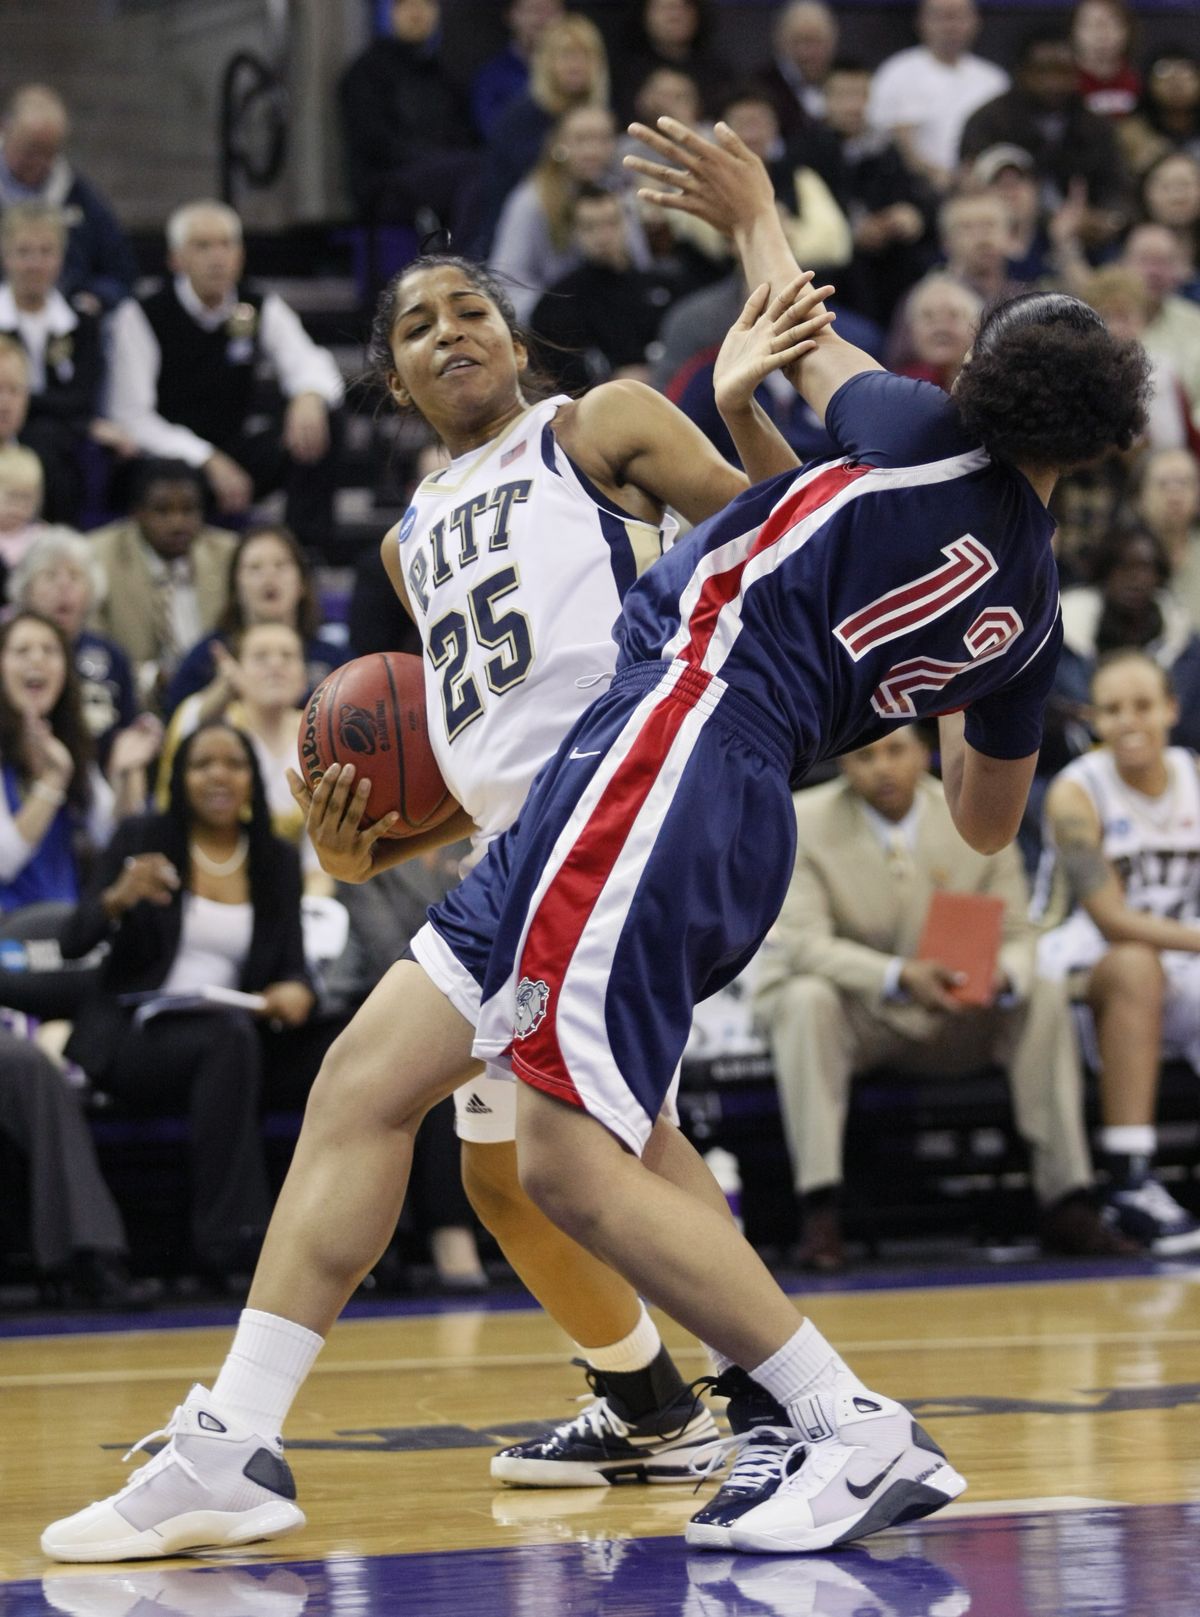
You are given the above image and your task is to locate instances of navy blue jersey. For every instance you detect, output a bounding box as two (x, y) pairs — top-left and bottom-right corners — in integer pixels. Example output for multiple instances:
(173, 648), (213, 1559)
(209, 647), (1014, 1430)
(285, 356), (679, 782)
(618, 370), (1061, 780)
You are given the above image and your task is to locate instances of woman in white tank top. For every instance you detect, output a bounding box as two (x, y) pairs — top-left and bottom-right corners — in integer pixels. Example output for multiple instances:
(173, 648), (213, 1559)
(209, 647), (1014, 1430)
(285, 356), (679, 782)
(1040, 648), (1200, 1253)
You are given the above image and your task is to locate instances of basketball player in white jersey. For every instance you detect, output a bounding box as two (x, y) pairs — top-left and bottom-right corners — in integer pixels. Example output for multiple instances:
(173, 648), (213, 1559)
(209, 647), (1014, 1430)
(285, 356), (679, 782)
(43, 256), (835, 1558)
(1039, 649), (1200, 1253)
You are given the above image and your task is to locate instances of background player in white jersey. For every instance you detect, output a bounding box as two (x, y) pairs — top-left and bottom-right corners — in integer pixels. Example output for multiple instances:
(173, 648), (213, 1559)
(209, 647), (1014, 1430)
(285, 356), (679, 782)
(42, 255), (835, 1559)
(1039, 649), (1200, 1254)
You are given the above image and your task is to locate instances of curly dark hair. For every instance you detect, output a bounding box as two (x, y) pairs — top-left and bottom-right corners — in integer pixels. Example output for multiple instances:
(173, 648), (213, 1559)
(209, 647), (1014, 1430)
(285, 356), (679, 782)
(953, 292), (1151, 472)
(0, 610), (94, 813)
(217, 524), (320, 642)
(162, 719), (276, 895)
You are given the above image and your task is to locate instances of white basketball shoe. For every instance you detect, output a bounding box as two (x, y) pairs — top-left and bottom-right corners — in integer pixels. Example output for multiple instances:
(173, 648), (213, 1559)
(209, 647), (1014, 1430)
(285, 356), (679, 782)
(728, 1375), (966, 1553)
(41, 1386), (305, 1563)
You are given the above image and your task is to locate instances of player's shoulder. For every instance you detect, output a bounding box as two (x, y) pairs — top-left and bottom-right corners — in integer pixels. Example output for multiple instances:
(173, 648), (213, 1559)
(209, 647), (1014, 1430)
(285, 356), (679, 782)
(1045, 763), (1102, 822)
(825, 370), (980, 468)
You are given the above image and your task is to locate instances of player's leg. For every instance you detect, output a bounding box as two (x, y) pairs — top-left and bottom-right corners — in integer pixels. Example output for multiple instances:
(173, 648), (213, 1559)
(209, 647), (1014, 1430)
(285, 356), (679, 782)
(41, 960), (476, 1563)
(516, 1082), (965, 1554)
(458, 1087), (718, 1485)
(482, 675), (963, 1553)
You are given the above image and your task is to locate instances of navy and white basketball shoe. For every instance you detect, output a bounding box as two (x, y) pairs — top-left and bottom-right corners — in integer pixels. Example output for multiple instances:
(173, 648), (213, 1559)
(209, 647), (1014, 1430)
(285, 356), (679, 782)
(685, 1368), (800, 1550)
(728, 1375), (966, 1553)
(491, 1368), (718, 1487)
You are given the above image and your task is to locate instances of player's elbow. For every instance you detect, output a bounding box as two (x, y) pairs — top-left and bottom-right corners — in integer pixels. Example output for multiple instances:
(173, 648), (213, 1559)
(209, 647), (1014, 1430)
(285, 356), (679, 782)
(951, 807), (1020, 857)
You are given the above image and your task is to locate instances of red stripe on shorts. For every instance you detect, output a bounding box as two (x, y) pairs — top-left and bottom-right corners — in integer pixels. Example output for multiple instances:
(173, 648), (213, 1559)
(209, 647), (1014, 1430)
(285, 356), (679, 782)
(680, 461), (869, 667)
(511, 670), (709, 1106)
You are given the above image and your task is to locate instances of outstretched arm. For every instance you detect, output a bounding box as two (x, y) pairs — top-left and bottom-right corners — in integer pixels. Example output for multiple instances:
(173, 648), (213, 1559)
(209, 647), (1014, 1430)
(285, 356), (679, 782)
(937, 712), (1037, 855)
(626, 118), (883, 423)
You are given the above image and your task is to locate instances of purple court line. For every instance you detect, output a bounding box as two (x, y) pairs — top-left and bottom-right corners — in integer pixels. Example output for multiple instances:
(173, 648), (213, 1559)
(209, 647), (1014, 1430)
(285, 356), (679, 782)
(0, 1251), (1178, 1339)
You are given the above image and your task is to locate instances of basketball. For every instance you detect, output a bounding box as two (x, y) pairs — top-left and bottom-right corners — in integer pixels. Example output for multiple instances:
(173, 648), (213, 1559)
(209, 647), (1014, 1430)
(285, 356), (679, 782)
(298, 652), (457, 837)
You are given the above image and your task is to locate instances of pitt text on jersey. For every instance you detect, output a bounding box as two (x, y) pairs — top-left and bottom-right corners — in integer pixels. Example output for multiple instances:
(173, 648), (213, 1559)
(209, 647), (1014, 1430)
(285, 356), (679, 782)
(406, 478), (537, 745)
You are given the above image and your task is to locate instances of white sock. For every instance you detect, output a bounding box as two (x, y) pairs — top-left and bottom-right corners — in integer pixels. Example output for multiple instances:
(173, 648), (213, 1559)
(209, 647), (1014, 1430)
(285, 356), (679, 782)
(706, 1345), (734, 1376)
(1099, 1124), (1156, 1158)
(211, 1308), (324, 1436)
(749, 1320), (860, 1441)
(577, 1302), (661, 1372)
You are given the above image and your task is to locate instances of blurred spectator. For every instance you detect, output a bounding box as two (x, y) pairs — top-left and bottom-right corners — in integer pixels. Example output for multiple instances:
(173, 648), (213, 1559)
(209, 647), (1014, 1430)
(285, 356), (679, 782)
(960, 33), (1129, 247)
(721, 87), (851, 272)
(0, 1024), (147, 1308)
(753, 0), (839, 132)
(821, 58), (934, 324)
(339, 0), (479, 238)
(157, 622), (328, 893)
(621, 67), (725, 289)
(1038, 650), (1200, 1253)
(106, 201), (345, 551)
(0, 334), (30, 450)
(322, 850), (489, 1292)
(1122, 224), (1200, 423)
(1056, 525), (1200, 752)
(165, 525), (346, 719)
(490, 105), (649, 323)
(7, 527), (141, 762)
(1084, 267), (1200, 458)
(869, 0), (1009, 195)
(1071, 0), (1140, 121)
(975, 144), (1091, 285)
(472, 14), (610, 259)
(1135, 449), (1200, 621)
(0, 611), (150, 915)
(897, 272), (981, 391)
(1139, 152), (1200, 290)
(888, 190), (1021, 368)
(89, 459), (237, 709)
(1118, 47), (1200, 179)
(0, 202), (107, 525)
(471, 0), (564, 139)
(1050, 460), (1131, 587)
(617, 0), (726, 122)
(0, 85), (136, 315)
(0, 444), (44, 593)
(530, 186), (676, 390)
(60, 720), (314, 1284)
(754, 727), (1122, 1271)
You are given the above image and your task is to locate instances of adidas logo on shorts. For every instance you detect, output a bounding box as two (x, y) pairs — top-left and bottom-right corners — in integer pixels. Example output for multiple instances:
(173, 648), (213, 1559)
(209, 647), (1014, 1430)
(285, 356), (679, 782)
(464, 1093), (493, 1115)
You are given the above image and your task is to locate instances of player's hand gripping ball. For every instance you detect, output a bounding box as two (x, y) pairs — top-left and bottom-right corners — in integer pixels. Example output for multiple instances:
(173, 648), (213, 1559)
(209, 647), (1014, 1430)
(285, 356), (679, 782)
(298, 652), (457, 837)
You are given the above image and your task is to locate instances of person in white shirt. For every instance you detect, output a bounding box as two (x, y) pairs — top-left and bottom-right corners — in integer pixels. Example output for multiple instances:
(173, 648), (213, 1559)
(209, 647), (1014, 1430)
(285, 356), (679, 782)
(868, 0), (1009, 193)
(107, 201), (346, 552)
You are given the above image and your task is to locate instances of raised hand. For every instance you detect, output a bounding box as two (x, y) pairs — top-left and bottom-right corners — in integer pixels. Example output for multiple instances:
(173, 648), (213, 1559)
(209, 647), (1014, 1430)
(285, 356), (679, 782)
(714, 273), (836, 415)
(624, 117), (776, 238)
(286, 762), (400, 884)
(23, 714), (75, 791)
(102, 852), (180, 918)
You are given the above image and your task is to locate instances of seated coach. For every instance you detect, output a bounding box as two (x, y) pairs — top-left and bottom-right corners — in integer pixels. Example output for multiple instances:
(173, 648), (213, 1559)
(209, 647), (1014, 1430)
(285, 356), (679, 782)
(753, 725), (1132, 1270)
(106, 201), (344, 552)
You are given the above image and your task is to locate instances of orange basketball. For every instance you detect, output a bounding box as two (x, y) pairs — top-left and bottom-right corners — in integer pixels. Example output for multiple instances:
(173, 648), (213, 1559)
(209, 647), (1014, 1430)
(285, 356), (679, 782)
(298, 652), (457, 837)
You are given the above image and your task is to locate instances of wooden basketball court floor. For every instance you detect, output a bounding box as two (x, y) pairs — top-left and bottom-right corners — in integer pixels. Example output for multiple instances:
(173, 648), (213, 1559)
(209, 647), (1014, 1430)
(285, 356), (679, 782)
(3, 1258), (1200, 1616)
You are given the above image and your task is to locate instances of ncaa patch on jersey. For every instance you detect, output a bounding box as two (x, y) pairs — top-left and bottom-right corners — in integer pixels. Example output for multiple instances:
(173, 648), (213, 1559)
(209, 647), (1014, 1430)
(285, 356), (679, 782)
(514, 977), (550, 1037)
(398, 505), (417, 544)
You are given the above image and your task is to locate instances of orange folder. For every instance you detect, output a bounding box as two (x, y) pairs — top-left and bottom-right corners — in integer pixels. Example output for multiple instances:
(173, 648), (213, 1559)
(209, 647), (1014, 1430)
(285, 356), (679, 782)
(915, 890), (1006, 1007)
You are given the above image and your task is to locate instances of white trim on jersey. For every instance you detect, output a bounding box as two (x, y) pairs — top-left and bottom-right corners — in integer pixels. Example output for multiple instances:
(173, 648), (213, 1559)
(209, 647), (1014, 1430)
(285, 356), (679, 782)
(662, 447), (993, 679)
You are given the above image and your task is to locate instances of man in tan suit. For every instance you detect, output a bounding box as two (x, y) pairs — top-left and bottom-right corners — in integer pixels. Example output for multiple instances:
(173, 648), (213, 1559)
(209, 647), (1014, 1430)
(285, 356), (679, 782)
(754, 726), (1132, 1269)
(89, 458), (236, 709)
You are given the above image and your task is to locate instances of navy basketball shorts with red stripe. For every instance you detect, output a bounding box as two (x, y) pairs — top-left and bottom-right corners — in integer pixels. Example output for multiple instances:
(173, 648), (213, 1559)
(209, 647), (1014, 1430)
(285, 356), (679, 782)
(420, 658), (798, 1156)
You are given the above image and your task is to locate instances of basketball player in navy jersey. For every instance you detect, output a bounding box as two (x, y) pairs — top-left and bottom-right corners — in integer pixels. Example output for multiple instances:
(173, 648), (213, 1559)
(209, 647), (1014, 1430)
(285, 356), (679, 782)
(409, 121), (1149, 1552)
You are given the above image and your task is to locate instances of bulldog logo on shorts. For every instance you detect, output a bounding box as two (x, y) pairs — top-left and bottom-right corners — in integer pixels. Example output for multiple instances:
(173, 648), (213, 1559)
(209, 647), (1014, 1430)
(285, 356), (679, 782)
(514, 977), (550, 1037)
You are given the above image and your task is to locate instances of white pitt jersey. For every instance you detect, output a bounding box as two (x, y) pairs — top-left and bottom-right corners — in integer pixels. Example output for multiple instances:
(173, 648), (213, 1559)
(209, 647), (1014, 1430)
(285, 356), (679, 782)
(396, 396), (675, 839)
(1036, 746), (1200, 928)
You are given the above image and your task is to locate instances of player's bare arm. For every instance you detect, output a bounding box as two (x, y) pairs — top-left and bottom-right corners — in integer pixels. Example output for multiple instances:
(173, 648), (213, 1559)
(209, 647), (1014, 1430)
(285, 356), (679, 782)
(625, 118), (883, 423)
(558, 378), (748, 525)
(713, 275), (836, 483)
(1047, 775), (1200, 952)
(937, 711), (1037, 855)
(381, 525), (414, 620)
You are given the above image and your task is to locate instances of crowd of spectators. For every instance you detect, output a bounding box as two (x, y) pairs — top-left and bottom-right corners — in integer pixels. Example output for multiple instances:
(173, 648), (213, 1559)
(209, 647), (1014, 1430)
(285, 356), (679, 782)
(3, 0), (1200, 1301)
